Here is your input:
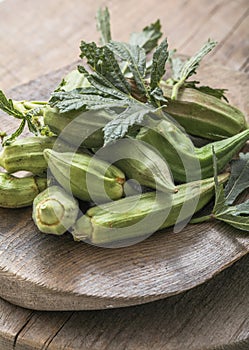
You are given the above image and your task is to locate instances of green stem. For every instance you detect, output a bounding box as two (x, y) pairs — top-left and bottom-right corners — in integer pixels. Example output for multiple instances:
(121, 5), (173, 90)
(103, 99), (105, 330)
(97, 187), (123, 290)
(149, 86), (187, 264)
(171, 77), (185, 100)
(190, 214), (212, 224)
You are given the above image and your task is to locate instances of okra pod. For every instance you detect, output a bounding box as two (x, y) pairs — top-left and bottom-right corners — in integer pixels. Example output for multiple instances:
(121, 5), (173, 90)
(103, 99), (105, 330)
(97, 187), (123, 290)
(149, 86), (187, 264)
(0, 136), (77, 175)
(137, 120), (249, 182)
(160, 83), (247, 140)
(32, 185), (79, 235)
(44, 149), (126, 202)
(97, 137), (177, 193)
(72, 173), (229, 245)
(0, 172), (47, 208)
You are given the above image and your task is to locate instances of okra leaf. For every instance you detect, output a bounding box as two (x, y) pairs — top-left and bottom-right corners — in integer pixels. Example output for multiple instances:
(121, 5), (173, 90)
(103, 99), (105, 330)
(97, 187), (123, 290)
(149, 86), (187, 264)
(55, 69), (91, 93)
(178, 39), (217, 82)
(150, 39), (168, 91)
(3, 119), (26, 145)
(194, 85), (229, 102)
(224, 153), (249, 205)
(129, 19), (162, 53)
(215, 203), (249, 232)
(103, 103), (153, 145)
(107, 41), (148, 98)
(211, 150), (249, 232)
(168, 52), (184, 81)
(96, 7), (112, 45)
(50, 87), (127, 113)
(0, 90), (24, 119)
(80, 42), (131, 96)
(170, 40), (217, 100)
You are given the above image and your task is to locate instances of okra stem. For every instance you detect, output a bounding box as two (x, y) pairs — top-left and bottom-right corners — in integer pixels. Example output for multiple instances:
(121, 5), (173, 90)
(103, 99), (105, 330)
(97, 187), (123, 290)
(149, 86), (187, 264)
(190, 214), (212, 224)
(171, 77), (185, 100)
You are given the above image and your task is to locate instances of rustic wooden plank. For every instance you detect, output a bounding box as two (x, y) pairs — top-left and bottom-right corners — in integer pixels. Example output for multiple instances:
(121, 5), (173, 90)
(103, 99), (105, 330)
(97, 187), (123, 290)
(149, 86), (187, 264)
(3, 253), (246, 350)
(14, 312), (73, 350)
(178, 0), (249, 67)
(209, 7), (249, 72)
(1, 0), (247, 90)
(0, 298), (33, 350)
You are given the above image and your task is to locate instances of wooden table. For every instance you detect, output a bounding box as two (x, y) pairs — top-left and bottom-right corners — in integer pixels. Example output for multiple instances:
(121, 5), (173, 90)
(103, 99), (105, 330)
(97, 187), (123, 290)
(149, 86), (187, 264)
(0, 0), (249, 349)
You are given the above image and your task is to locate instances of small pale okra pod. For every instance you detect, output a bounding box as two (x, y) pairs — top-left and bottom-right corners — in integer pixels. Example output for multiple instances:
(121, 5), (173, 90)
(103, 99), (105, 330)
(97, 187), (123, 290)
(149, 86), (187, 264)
(0, 172), (47, 208)
(32, 185), (79, 235)
(43, 149), (126, 202)
(72, 173), (229, 245)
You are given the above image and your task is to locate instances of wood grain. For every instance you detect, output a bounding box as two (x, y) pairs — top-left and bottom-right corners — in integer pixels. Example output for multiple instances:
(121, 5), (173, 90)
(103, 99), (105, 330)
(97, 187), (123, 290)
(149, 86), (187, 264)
(0, 253), (248, 349)
(0, 0), (248, 90)
(0, 62), (248, 311)
(0, 0), (249, 349)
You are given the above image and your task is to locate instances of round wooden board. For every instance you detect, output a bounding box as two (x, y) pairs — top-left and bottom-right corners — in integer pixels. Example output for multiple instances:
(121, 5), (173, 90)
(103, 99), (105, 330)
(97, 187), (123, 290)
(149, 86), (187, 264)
(1, 253), (249, 349)
(0, 63), (248, 311)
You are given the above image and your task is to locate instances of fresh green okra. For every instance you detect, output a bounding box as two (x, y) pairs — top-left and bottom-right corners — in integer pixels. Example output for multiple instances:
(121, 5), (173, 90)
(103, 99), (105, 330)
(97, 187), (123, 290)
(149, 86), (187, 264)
(44, 149), (126, 202)
(136, 119), (249, 183)
(0, 172), (47, 208)
(32, 185), (79, 235)
(72, 173), (229, 245)
(160, 83), (247, 140)
(0, 136), (57, 175)
(0, 135), (77, 175)
(43, 106), (113, 149)
(97, 137), (177, 193)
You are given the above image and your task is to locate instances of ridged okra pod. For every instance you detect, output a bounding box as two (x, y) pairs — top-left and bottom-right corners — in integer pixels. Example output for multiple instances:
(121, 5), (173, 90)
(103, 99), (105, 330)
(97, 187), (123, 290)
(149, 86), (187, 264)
(44, 149), (125, 202)
(0, 136), (76, 175)
(137, 119), (249, 183)
(43, 106), (113, 149)
(0, 172), (47, 208)
(32, 185), (79, 235)
(0, 136), (57, 175)
(72, 173), (229, 245)
(160, 83), (247, 140)
(96, 138), (177, 193)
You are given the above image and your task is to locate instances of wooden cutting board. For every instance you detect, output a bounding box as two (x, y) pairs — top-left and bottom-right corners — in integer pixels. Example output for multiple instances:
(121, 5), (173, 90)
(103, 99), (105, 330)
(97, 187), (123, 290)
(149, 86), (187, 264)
(0, 62), (248, 311)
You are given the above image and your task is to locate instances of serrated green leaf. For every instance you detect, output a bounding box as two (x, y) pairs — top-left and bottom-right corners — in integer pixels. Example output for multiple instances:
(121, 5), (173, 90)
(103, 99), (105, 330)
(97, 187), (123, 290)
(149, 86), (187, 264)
(224, 153), (249, 205)
(212, 149), (249, 232)
(179, 39), (217, 81)
(150, 39), (168, 91)
(103, 103), (153, 145)
(0, 90), (24, 119)
(150, 87), (167, 103)
(215, 204), (249, 232)
(96, 7), (111, 45)
(80, 42), (131, 96)
(168, 52), (184, 81)
(107, 41), (147, 98)
(3, 119), (26, 145)
(50, 88), (127, 113)
(170, 40), (217, 100)
(129, 19), (162, 53)
(194, 85), (229, 102)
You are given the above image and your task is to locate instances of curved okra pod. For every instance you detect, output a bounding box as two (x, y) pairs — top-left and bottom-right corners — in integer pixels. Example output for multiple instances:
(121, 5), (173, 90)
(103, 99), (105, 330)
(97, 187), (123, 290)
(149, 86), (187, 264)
(137, 120), (249, 183)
